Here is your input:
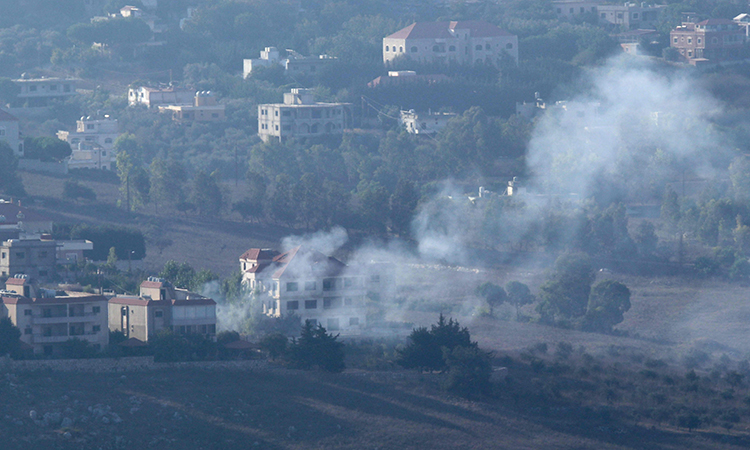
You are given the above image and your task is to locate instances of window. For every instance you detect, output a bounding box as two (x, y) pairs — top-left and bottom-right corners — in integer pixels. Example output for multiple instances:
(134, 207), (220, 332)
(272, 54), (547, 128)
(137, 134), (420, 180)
(327, 318), (339, 331)
(580, 7), (584, 13)
(304, 300), (317, 309)
(50, 84), (58, 91)
(449, 45), (456, 51)
(323, 298), (332, 309)
(154, 310), (163, 317)
(275, 110), (278, 116)
(286, 282), (298, 292)
(385, 45), (389, 51)
(87, 124), (95, 130)
(29, 85), (37, 92)
(410, 46), (418, 53)
(1, 252), (5, 259)
(688, 37), (692, 44)
(16, 252), (24, 259)
(601, 13), (606, 18)
(506, 43), (513, 49)
(475, 45), (482, 50)
(282, 110), (291, 116)
(349, 317), (359, 326)
(24, 309), (31, 316)
(64, 84), (70, 92)
(617, 12), (623, 19)
(399, 46), (403, 52)
(485, 43), (490, 50)
(306, 319), (317, 326)
(287, 301), (299, 310)
(24, 327), (31, 335)
(370, 274), (380, 283)
(344, 278), (353, 288)
(101, 151), (106, 156)
(433, 45), (440, 52)
(104, 138), (112, 144)
(632, 13), (638, 19)
(93, 325), (100, 333)
(212, 113), (219, 118)
(323, 278), (336, 291)
(344, 298), (353, 306)
(304, 281), (316, 291)
(92, 306), (100, 314)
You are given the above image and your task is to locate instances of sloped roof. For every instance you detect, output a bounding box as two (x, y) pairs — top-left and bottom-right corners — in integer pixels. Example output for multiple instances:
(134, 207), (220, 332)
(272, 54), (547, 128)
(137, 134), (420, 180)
(271, 245), (346, 279)
(240, 248), (280, 261)
(697, 18), (738, 26)
(385, 20), (512, 40)
(0, 110), (18, 122)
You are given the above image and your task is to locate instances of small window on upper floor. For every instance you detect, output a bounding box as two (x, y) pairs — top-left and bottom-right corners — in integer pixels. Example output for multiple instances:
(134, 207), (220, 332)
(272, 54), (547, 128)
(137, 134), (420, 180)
(410, 46), (418, 53)
(475, 44), (482, 51)
(506, 43), (513, 49)
(385, 45), (389, 51)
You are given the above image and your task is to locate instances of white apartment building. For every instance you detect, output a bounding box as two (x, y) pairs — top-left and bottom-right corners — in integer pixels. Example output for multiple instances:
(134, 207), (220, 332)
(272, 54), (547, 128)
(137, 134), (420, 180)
(382, 20), (518, 66)
(57, 116), (120, 171)
(128, 86), (194, 107)
(240, 246), (393, 333)
(0, 109), (23, 157)
(12, 77), (78, 107)
(257, 88), (348, 142)
(400, 109), (456, 135)
(243, 47), (337, 79)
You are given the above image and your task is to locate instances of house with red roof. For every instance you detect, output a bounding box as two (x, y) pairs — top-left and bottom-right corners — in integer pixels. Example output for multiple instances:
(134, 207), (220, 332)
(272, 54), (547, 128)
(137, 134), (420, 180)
(382, 20), (518, 66)
(240, 246), (392, 333)
(670, 18), (747, 65)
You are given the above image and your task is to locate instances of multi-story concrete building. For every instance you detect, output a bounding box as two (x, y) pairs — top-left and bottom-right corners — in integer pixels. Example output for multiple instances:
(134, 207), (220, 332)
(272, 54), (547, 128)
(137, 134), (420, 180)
(108, 278), (216, 342)
(552, 1), (602, 19)
(670, 18), (746, 64)
(240, 246), (393, 333)
(0, 110), (23, 157)
(0, 238), (57, 279)
(400, 109), (456, 135)
(383, 20), (518, 66)
(257, 88), (349, 142)
(128, 86), (194, 107)
(1, 275), (109, 355)
(158, 91), (225, 122)
(58, 115), (120, 171)
(243, 47), (337, 79)
(598, 3), (665, 29)
(12, 77), (78, 107)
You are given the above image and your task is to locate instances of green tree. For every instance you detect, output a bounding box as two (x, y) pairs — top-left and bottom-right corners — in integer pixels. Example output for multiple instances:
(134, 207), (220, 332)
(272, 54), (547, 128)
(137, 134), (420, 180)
(475, 282), (506, 317)
(192, 170), (223, 216)
(583, 280), (631, 333)
(505, 281), (534, 321)
(159, 260), (196, 290)
(106, 246), (118, 269)
(537, 252), (594, 323)
(149, 157), (186, 211)
(398, 314), (475, 372)
(442, 345), (492, 398)
(288, 321), (345, 372)
(0, 141), (25, 196)
(260, 332), (288, 360)
(390, 178), (419, 237)
(116, 149), (135, 212)
(661, 186), (681, 233)
(729, 156), (750, 204)
(633, 220), (658, 257)
(0, 317), (21, 357)
(62, 180), (96, 201)
(23, 136), (72, 161)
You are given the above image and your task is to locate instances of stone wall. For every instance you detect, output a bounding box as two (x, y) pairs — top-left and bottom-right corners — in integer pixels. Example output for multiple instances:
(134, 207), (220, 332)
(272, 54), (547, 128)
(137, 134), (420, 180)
(0, 356), (270, 373)
(18, 159), (69, 174)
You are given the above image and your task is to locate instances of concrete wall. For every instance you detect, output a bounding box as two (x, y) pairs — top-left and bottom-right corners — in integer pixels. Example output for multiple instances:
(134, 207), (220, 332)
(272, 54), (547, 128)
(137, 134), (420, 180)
(0, 356), (270, 373)
(18, 159), (69, 174)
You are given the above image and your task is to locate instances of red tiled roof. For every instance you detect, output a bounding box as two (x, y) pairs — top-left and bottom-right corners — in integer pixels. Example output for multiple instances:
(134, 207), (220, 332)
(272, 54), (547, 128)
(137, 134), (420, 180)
(5, 278), (29, 286)
(240, 248), (279, 261)
(385, 20), (511, 40)
(140, 280), (165, 289)
(244, 262), (270, 274)
(31, 295), (108, 305)
(272, 245), (346, 279)
(1, 296), (31, 305)
(109, 296), (155, 306)
(0, 110), (18, 122)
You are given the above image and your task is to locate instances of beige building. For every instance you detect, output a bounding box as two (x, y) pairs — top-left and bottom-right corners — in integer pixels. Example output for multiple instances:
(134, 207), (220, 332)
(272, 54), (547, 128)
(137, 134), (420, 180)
(598, 3), (665, 29)
(382, 20), (518, 66)
(0, 110), (23, 157)
(12, 77), (78, 107)
(257, 88), (348, 142)
(1, 275), (109, 355)
(58, 115), (120, 171)
(128, 86), (194, 107)
(240, 246), (393, 333)
(158, 91), (225, 122)
(0, 238), (57, 279)
(108, 278), (216, 342)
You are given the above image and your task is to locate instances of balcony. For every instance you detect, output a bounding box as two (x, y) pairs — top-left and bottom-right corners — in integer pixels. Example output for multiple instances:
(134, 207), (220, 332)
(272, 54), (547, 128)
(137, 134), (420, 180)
(32, 335), (70, 344)
(32, 312), (99, 325)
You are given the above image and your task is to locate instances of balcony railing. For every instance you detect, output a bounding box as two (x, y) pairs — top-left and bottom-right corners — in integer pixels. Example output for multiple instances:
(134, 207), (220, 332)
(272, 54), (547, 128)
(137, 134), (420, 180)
(32, 312), (100, 324)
